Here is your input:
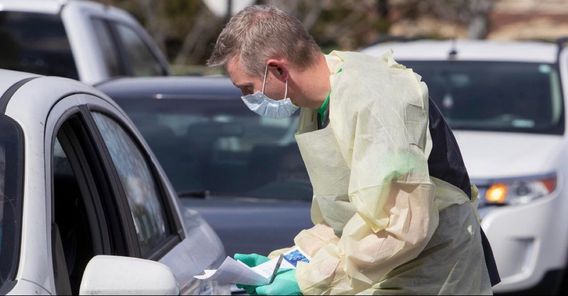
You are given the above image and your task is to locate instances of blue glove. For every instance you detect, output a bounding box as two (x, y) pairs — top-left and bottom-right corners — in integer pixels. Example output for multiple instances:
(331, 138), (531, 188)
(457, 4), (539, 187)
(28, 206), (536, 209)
(234, 253), (270, 295)
(256, 269), (301, 295)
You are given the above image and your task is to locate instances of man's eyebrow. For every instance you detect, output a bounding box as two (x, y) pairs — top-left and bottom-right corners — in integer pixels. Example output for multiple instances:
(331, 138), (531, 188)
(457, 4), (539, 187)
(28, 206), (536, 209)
(234, 82), (253, 88)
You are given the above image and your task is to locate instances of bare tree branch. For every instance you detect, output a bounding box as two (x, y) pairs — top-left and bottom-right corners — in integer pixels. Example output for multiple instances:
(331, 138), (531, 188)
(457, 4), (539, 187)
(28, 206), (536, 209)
(301, 1), (323, 31)
(174, 7), (222, 65)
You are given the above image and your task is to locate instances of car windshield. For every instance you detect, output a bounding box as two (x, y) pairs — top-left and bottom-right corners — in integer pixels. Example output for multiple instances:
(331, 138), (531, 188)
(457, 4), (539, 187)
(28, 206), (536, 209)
(116, 98), (312, 201)
(403, 61), (564, 134)
(0, 11), (78, 79)
(0, 117), (24, 291)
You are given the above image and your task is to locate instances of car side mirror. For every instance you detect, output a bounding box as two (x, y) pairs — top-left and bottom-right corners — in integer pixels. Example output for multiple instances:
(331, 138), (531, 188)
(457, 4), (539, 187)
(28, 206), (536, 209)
(79, 255), (179, 295)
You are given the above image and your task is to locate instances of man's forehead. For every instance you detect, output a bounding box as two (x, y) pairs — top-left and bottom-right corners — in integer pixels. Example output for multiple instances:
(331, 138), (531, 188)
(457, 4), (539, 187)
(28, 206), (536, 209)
(227, 57), (255, 86)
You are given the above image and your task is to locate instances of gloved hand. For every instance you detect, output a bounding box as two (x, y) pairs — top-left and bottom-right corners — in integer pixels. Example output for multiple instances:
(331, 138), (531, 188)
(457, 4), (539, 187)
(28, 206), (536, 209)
(234, 253), (270, 295)
(234, 254), (301, 295)
(256, 269), (301, 296)
(234, 253), (270, 267)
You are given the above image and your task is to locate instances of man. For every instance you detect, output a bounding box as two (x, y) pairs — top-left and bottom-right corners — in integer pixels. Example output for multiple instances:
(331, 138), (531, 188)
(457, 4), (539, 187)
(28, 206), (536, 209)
(207, 5), (499, 295)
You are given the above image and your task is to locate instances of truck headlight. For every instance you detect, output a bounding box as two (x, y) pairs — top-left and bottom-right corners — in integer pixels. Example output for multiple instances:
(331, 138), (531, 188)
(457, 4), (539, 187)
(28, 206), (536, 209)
(482, 174), (557, 206)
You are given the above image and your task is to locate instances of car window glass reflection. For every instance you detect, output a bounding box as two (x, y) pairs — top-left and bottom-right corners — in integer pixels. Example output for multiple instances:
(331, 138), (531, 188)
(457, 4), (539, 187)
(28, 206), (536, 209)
(0, 11), (78, 79)
(117, 99), (313, 201)
(91, 18), (122, 77)
(113, 23), (162, 77)
(92, 112), (169, 255)
(405, 61), (564, 134)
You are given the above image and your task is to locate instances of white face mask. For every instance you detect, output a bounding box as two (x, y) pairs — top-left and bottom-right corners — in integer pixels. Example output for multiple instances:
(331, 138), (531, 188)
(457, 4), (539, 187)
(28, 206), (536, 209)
(241, 65), (299, 118)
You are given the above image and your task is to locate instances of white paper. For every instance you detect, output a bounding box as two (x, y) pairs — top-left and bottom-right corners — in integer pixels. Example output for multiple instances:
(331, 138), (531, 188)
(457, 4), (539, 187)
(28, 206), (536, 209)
(194, 247), (311, 286)
(194, 255), (283, 286)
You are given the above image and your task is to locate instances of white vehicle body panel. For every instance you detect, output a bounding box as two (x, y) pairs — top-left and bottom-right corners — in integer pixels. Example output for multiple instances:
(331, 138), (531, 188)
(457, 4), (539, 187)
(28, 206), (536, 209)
(454, 131), (563, 179)
(0, 0), (62, 14)
(7, 278), (50, 295)
(362, 40), (558, 63)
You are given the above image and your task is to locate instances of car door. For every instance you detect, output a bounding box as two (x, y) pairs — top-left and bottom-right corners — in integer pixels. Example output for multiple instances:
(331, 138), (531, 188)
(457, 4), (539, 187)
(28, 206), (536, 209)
(83, 104), (222, 293)
(45, 94), (185, 294)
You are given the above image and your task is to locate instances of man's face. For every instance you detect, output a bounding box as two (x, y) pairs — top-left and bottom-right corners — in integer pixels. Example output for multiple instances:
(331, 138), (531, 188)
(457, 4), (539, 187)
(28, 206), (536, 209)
(226, 57), (287, 100)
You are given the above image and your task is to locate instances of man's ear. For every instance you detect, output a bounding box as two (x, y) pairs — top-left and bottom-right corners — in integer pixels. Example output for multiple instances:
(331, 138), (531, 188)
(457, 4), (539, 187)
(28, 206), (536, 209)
(266, 59), (289, 82)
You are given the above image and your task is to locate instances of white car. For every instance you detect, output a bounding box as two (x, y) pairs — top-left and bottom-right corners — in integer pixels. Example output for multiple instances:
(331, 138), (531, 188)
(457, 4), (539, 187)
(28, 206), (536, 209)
(0, 0), (170, 84)
(0, 69), (228, 295)
(363, 40), (568, 294)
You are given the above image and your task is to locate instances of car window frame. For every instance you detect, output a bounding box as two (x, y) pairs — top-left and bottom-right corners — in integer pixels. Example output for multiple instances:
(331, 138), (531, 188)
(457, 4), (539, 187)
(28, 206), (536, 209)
(46, 95), (146, 257)
(44, 94), (161, 293)
(83, 104), (183, 260)
(0, 115), (25, 295)
(50, 107), (114, 252)
(49, 108), (116, 294)
(102, 18), (168, 77)
(89, 16), (129, 77)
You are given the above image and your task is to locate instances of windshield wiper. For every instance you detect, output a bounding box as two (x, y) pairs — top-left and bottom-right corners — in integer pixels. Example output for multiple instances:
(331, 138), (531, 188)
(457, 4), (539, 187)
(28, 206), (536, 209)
(178, 190), (210, 199)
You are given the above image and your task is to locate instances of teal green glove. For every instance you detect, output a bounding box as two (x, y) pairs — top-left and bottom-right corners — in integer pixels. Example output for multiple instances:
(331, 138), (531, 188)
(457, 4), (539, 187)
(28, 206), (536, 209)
(256, 269), (301, 296)
(234, 253), (270, 267)
(234, 253), (270, 295)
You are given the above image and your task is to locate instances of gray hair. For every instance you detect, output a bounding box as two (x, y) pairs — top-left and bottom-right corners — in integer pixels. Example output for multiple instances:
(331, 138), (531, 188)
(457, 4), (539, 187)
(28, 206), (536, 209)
(207, 5), (321, 77)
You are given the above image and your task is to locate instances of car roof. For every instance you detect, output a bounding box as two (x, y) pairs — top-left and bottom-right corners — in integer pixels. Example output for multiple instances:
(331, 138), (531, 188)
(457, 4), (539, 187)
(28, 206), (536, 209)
(361, 40), (559, 64)
(0, 70), (38, 99)
(0, 0), (64, 14)
(96, 76), (242, 100)
(0, 69), (120, 122)
(0, 0), (125, 17)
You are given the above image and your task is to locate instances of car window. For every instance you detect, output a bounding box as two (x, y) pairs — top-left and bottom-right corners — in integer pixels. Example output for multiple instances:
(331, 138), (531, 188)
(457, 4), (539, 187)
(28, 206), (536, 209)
(0, 11), (78, 79)
(91, 112), (171, 256)
(116, 98), (313, 201)
(403, 61), (564, 134)
(91, 18), (122, 77)
(112, 22), (164, 77)
(52, 134), (96, 294)
(0, 117), (24, 291)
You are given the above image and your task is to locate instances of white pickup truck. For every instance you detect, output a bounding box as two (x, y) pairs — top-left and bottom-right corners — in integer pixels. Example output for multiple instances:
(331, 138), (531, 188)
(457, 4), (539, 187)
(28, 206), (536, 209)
(0, 0), (170, 84)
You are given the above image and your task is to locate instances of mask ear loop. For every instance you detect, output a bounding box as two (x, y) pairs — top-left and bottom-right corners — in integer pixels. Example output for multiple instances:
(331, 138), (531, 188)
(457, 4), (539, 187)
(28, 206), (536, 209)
(261, 64), (269, 93)
(283, 79), (288, 99)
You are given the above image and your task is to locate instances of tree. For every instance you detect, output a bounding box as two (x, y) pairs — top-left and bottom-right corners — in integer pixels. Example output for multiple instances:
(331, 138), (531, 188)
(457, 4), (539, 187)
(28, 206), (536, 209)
(403, 0), (493, 39)
(173, 5), (223, 65)
(93, 0), (493, 69)
(467, 0), (493, 39)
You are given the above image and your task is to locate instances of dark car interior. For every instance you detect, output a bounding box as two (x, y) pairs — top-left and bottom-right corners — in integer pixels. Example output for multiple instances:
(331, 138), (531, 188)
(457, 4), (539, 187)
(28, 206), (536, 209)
(406, 61), (561, 133)
(140, 115), (312, 200)
(0, 11), (79, 79)
(51, 117), (116, 295)
(52, 141), (97, 294)
(53, 172), (94, 294)
(116, 98), (313, 201)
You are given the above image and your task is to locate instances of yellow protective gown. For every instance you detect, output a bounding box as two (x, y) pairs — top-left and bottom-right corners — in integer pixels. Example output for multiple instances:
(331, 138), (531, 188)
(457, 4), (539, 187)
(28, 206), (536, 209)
(269, 51), (492, 295)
